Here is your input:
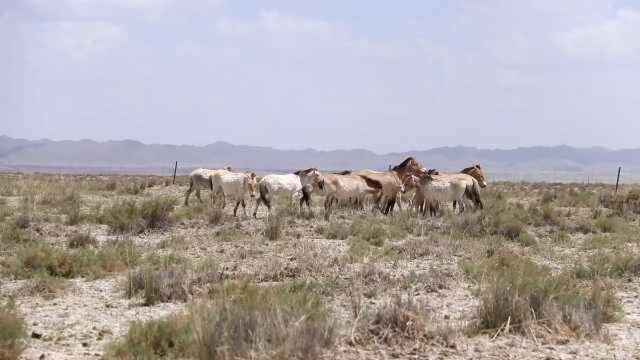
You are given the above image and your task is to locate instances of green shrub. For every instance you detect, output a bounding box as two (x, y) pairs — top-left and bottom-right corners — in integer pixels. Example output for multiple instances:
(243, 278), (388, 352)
(0, 300), (26, 360)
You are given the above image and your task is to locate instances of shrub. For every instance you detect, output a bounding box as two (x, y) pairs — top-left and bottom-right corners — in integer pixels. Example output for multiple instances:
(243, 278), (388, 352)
(8, 239), (139, 279)
(60, 191), (82, 225)
(350, 217), (387, 246)
(207, 208), (224, 226)
(105, 316), (192, 359)
(0, 300), (26, 360)
(192, 282), (335, 360)
(317, 221), (350, 240)
(573, 251), (640, 280)
(264, 214), (283, 241)
(101, 198), (176, 234)
(1, 223), (31, 247)
(67, 232), (97, 249)
(467, 250), (620, 337)
(108, 282), (336, 360)
(351, 295), (455, 347)
(595, 216), (625, 233)
(126, 266), (189, 306)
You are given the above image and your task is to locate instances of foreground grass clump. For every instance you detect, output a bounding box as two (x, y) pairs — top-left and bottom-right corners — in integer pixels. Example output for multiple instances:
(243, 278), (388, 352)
(101, 197), (176, 234)
(7, 239), (140, 279)
(107, 281), (336, 360)
(465, 250), (620, 337)
(126, 266), (189, 306)
(0, 300), (26, 360)
(351, 295), (455, 347)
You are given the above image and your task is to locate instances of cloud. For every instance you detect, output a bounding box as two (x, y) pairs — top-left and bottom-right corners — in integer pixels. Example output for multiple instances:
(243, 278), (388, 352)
(556, 8), (640, 62)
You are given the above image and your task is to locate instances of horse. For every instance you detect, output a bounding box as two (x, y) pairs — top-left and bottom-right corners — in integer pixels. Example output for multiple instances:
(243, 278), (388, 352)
(415, 170), (483, 215)
(252, 168), (323, 218)
(318, 173), (380, 220)
(184, 166), (232, 206)
(210, 171), (258, 217)
(355, 157), (425, 215)
(453, 164), (487, 211)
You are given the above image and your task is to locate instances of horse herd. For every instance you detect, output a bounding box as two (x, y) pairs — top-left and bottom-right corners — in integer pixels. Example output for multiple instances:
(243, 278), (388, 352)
(183, 157), (488, 220)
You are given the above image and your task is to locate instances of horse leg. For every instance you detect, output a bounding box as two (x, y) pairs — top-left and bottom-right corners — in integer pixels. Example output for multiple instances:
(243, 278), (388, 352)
(241, 199), (248, 217)
(196, 189), (203, 204)
(253, 196), (262, 218)
(184, 181), (193, 206)
(233, 200), (241, 217)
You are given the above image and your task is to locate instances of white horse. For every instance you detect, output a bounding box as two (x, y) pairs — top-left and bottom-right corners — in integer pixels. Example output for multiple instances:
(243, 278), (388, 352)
(210, 171), (258, 217)
(184, 166), (232, 206)
(252, 168), (323, 218)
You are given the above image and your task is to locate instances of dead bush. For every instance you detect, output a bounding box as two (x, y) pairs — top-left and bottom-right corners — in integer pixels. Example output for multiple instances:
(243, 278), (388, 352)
(101, 197), (176, 234)
(264, 214), (283, 241)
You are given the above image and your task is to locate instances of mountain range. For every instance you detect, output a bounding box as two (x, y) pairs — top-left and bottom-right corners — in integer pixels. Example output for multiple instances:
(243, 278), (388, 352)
(0, 135), (638, 182)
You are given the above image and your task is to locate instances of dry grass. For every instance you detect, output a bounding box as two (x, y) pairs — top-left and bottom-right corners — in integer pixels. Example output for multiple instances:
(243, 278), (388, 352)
(0, 300), (26, 360)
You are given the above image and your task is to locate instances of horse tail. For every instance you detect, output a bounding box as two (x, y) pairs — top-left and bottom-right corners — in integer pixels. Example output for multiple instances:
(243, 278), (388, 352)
(359, 175), (383, 190)
(259, 181), (272, 209)
(469, 182), (483, 209)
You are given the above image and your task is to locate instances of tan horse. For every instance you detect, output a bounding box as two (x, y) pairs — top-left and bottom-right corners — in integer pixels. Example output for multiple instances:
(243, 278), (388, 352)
(416, 171), (483, 215)
(454, 164), (487, 211)
(319, 173), (379, 220)
(184, 166), (232, 206)
(355, 157), (424, 214)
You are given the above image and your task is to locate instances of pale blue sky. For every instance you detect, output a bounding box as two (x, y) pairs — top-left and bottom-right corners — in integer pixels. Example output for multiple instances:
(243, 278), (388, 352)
(2, 0), (640, 153)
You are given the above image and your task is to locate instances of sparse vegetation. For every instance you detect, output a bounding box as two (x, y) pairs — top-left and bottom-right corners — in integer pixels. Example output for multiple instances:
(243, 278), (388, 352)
(3, 174), (640, 357)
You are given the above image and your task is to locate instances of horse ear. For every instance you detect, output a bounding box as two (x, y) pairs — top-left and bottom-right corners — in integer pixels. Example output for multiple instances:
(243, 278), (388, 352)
(475, 164), (481, 169)
(293, 170), (301, 175)
(250, 172), (256, 179)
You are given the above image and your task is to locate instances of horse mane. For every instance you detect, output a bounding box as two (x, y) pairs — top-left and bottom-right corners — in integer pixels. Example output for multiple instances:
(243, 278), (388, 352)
(294, 168), (318, 176)
(461, 166), (476, 174)
(334, 170), (351, 175)
(392, 157), (416, 171)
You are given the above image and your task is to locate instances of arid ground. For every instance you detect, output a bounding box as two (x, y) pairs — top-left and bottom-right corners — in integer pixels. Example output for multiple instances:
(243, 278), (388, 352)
(1, 174), (640, 359)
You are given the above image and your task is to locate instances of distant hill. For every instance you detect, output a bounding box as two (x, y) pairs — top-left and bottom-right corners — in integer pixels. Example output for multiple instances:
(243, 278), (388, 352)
(0, 135), (638, 182)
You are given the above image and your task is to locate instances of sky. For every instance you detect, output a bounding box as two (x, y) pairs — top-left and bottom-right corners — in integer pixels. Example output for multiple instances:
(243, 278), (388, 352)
(2, 0), (640, 153)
